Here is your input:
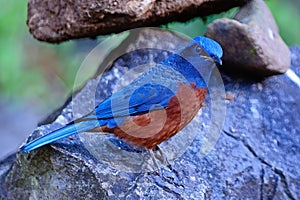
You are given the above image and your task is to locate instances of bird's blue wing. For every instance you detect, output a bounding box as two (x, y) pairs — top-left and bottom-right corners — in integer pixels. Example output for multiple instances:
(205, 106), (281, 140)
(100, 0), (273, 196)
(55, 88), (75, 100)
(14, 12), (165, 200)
(81, 63), (187, 122)
(93, 82), (175, 119)
(75, 63), (186, 128)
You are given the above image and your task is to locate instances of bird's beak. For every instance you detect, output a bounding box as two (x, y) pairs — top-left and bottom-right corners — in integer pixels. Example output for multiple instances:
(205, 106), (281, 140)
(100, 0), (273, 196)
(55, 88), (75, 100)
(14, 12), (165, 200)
(201, 55), (222, 66)
(214, 57), (222, 66)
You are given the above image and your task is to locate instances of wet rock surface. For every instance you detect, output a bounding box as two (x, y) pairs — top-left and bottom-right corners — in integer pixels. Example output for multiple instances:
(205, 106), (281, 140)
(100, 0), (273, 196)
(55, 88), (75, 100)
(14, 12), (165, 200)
(206, 0), (291, 76)
(1, 34), (299, 199)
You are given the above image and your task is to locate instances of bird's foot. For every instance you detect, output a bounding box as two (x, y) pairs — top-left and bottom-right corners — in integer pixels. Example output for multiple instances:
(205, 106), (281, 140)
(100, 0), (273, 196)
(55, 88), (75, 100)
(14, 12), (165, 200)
(148, 146), (173, 175)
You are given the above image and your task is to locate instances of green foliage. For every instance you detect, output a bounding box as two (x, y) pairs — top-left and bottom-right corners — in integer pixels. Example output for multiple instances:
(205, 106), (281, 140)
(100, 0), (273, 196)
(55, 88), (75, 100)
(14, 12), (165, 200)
(0, 1), (27, 98)
(266, 0), (300, 45)
(163, 8), (238, 38)
(0, 1), (81, 109)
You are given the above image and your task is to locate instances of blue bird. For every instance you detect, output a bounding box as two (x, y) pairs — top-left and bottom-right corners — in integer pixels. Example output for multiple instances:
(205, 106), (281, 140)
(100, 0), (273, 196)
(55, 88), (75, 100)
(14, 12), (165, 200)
(20, 36), (223, 153)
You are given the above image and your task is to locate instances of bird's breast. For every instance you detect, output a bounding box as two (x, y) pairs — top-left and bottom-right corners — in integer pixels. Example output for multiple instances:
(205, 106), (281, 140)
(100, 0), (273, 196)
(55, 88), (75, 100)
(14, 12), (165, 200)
(101, 82), (208, 149)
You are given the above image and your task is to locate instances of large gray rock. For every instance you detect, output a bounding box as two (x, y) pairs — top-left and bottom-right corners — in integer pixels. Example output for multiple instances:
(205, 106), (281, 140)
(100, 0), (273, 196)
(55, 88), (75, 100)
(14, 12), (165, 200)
(1, 32), (299, 199)
(206, 0), (291, 76)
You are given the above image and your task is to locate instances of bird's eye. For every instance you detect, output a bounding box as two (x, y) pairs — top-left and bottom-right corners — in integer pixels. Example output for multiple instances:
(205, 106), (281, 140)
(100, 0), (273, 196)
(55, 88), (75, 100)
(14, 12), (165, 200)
(195, 46), (202, 53)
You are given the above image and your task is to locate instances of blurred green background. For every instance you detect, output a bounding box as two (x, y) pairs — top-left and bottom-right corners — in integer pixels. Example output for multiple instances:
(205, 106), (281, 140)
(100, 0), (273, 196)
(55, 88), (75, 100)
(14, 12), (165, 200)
(0, 0), (299, 158)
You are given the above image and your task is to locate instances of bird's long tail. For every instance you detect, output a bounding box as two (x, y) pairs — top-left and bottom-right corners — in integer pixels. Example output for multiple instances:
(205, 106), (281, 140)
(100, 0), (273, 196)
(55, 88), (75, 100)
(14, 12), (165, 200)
(20, 120), (98, 153)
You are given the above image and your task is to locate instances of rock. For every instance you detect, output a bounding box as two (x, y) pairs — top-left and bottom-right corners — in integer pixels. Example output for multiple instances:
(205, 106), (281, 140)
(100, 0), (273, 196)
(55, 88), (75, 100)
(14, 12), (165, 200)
(290, 46), (300, 75)
(0, 154), (16, 194)
(1, 29), (299, 199)
(206, 0), (291, 76)
(26, 0), (250, 43)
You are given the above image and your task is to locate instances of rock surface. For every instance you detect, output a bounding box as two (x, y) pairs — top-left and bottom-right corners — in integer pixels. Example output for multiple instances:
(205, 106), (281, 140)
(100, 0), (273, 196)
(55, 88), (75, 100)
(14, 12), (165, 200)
(1, 32), (299, 199)
(206, 0), (291, 76)
(27, 0), (250, 43)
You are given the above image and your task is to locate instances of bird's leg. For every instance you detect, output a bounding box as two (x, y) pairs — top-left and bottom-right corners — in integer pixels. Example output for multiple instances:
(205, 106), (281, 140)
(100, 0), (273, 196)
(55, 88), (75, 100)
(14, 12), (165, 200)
(148, 146), (173, 175)
(148, 149), (162, 175)
(154, 146), (172, 171)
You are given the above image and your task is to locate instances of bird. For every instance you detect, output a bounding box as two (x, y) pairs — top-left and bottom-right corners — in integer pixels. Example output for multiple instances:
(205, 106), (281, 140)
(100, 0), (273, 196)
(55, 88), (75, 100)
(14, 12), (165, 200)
(20, 36), (223, 153)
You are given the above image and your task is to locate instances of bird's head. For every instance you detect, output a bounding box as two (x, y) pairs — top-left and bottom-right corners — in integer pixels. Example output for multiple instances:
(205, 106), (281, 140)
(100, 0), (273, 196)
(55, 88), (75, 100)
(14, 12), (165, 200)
(191, 36), (223, 66)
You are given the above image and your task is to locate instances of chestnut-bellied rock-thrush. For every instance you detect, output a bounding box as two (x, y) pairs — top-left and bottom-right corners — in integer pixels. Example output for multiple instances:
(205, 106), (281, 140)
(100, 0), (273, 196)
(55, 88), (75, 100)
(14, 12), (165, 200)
(20, 36), (223, 153)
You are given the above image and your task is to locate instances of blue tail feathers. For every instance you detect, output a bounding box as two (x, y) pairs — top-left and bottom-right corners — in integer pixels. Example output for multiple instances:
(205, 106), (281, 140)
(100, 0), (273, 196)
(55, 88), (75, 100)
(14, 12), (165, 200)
(20, 120), (98, 153)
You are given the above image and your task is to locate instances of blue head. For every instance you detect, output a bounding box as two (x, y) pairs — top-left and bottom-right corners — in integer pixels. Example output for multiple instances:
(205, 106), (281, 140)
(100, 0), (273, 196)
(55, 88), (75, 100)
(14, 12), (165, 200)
(192, 36), (223, 65)
(160, 35), (223, 88)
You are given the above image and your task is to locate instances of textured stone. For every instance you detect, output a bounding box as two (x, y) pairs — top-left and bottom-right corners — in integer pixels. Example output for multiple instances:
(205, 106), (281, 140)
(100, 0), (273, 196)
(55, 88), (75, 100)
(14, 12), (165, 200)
(206, 0), (291, 76)
(1, 31), (299, 199)
(27, 0), (250, 43)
